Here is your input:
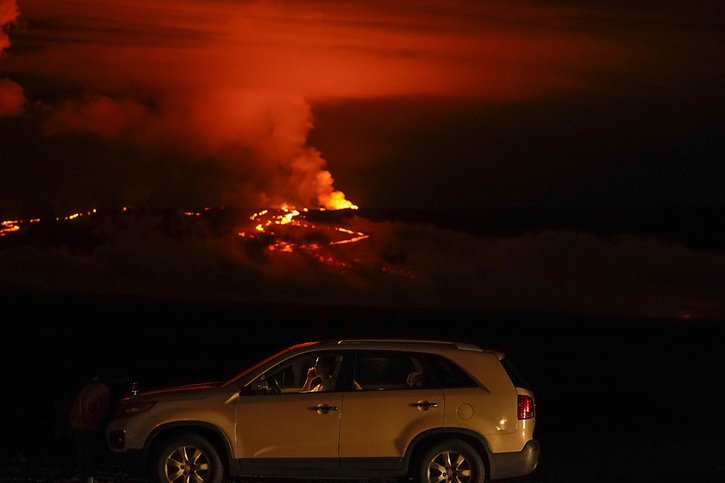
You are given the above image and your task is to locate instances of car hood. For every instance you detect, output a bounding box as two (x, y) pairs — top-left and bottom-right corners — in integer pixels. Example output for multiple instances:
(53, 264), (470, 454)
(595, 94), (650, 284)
(128, 381), (221, 402)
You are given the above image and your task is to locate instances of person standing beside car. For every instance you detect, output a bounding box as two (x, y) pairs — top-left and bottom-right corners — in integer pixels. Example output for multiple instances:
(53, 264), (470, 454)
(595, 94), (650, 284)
(68, 375), (110, 483)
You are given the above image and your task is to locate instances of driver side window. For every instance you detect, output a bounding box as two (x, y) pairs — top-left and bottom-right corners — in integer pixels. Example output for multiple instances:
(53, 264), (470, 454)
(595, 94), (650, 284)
(253, 352), (343, 394)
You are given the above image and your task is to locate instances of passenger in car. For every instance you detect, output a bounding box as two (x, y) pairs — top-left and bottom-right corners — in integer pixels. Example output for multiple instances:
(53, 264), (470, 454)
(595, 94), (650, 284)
(407, 370), (424, 388)
(303, 356), (336, 392)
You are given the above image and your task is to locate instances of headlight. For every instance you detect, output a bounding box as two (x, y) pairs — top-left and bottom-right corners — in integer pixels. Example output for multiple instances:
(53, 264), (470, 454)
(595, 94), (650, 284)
(113, 402), (156, 419)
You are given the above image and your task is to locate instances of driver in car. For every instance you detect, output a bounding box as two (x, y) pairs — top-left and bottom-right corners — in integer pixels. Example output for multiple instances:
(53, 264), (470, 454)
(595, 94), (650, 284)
(303, 356), (336, 392)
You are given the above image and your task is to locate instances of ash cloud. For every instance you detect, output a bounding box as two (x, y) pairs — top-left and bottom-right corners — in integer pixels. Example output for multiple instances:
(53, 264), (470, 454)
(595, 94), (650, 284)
(0, 0), (24, 116)
(2, 0), (636, 211)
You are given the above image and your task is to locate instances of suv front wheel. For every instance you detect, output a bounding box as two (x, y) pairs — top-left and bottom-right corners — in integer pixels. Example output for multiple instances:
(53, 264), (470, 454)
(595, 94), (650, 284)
(155, 433), (224, 483)
(418, 439), (486, 483)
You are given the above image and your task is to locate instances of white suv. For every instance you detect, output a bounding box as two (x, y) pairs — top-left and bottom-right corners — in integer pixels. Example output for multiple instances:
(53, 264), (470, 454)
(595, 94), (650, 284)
(107, 340), (539, 482)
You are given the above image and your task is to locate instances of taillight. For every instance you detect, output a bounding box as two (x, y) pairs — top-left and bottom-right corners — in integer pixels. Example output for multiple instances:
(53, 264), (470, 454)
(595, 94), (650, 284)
(518, 395), (535, 420)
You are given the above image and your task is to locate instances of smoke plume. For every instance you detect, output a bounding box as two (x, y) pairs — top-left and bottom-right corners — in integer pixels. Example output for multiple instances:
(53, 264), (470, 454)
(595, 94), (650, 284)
(44, 91), (353, 209)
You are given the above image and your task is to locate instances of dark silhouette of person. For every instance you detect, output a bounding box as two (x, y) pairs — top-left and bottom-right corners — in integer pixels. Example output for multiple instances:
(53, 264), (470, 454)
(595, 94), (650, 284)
(68, 370), (128, 482)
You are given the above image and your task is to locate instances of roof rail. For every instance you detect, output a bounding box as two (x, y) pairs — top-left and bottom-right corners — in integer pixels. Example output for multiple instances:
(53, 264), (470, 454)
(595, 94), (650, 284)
(336, 339), (483, 352)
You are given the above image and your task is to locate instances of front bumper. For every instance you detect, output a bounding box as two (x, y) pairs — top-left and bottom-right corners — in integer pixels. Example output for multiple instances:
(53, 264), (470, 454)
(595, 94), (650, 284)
(488, 439), (540, 480)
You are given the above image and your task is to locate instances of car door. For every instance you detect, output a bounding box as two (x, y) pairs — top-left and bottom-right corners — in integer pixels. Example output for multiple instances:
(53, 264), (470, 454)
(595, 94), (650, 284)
(234, 351), (344, 474)
(338, 351), (444, 472)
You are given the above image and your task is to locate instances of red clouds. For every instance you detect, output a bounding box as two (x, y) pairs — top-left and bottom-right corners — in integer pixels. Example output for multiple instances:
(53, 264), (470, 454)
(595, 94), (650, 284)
(0, 0), (24, 116)
(13, 0), (624, 100)
(0, 0), (18, 52)
(5, 0), (633, 206)
(45, 95), (150, 139)
(0, 77), (22, 115)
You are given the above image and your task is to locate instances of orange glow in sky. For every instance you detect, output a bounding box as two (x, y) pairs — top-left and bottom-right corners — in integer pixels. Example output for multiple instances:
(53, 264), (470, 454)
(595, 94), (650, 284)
(3, 0), (633, 209)
(12, 0), (625, 100)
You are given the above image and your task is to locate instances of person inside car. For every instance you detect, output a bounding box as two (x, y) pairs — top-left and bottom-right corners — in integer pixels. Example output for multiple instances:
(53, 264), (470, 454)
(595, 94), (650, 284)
(303, 356), (336, 392)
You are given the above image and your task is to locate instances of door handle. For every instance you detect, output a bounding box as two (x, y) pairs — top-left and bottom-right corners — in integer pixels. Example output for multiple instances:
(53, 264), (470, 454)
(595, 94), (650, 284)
(410, 401), (439, 411)
(307, 404), (338, 415)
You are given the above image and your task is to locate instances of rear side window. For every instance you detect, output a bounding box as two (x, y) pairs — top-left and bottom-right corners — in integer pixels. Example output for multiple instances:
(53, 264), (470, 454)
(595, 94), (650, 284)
(353, 352), (426, 391)
(427, 356), (479, 389)
(350, 351), (479, 391)
(501, 357), (532, 390)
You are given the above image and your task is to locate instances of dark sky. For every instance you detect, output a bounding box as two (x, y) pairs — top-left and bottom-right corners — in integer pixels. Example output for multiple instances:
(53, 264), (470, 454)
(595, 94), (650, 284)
(1, 1), (724, 318)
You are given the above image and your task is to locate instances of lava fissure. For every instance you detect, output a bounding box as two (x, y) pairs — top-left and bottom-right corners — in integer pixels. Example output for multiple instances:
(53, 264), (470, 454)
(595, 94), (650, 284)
(239, 207), (370, 265)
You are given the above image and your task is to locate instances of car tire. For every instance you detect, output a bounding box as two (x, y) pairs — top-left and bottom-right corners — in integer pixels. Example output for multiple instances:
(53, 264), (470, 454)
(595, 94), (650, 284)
(154, 433), (225, 483)
(418, 438), (486, 483)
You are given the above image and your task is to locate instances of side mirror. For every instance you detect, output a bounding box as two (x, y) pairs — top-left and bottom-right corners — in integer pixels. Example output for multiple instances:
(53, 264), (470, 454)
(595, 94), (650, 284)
(253, 379), (271, 393)
(241, 375), (270, 395)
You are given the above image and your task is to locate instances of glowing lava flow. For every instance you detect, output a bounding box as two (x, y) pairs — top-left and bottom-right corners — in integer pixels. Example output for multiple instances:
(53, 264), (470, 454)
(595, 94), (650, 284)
(2, 204), (416, 277)
(1, 210), (98, 236)
(3, 205), (370, 257)
(238, 206), (370, 267)
(3, 204), (373, 270)
(0, 220), (22, 236)
(239, 208), (415, 278)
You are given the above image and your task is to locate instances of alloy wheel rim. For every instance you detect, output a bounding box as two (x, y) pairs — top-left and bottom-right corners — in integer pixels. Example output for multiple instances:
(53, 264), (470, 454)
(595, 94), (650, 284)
(427, 450), (474, 483)
(164, 445), (210, 482)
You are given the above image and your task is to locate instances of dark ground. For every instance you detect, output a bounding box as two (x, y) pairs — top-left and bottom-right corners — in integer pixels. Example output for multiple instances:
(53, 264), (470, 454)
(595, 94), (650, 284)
(1, 291), (723, 482)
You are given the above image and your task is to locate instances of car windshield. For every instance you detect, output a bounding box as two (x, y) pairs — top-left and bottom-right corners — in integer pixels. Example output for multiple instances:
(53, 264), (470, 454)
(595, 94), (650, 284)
(222, 342), (319, 387)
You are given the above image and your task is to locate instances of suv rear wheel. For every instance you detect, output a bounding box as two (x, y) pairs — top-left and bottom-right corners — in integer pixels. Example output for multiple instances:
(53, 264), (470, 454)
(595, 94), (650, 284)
(418, 439), (485, 483)
(155, 433), (224, 483)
